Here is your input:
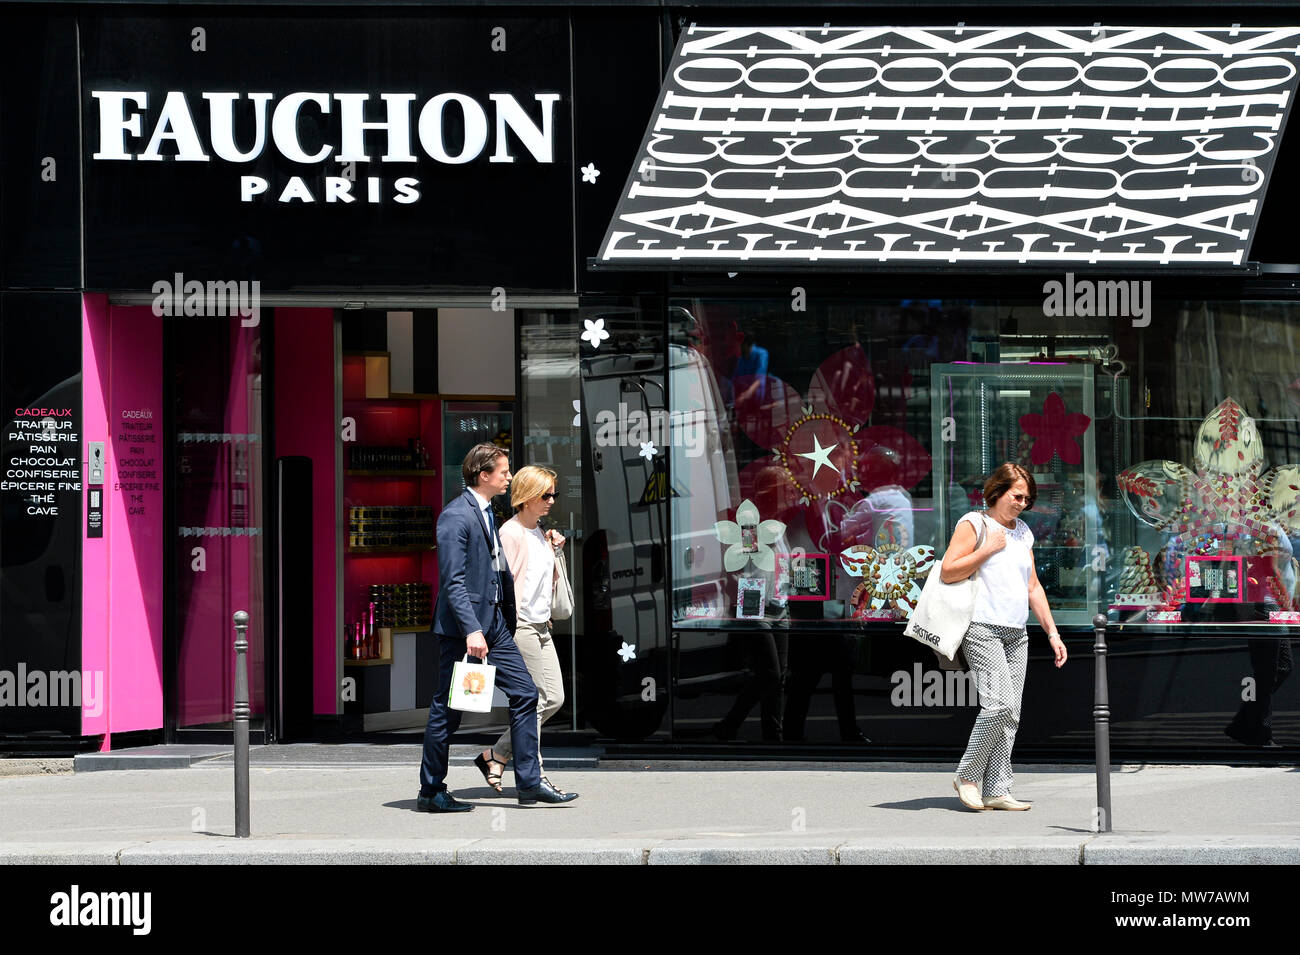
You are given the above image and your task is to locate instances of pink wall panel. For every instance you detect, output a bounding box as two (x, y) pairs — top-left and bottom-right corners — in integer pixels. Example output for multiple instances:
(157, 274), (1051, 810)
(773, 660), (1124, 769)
(81, 298), (164, 743)
(273, 308), (339, 714)
(81, 296), (110, 741)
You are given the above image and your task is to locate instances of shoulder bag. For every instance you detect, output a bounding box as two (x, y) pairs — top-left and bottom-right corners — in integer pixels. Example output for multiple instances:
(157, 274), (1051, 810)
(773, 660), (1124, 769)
(903, 514), (987, 662)
(551, 548), (574, 621)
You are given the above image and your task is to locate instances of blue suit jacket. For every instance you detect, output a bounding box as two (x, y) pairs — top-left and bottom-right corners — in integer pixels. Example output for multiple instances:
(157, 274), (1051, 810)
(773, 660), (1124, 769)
(433, 489), (513, 639)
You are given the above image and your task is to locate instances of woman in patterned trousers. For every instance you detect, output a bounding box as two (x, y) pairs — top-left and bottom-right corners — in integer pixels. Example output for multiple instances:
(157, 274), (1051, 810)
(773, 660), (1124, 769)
(937, 463), (1068, 811)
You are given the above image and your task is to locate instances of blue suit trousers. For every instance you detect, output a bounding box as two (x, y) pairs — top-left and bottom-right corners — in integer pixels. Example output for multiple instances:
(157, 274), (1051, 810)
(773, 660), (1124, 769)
(419, 607), (541, 794)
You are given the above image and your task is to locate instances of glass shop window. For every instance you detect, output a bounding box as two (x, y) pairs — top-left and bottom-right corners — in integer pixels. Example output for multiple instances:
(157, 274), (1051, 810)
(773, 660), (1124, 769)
(1103, 300), (1300, 628)
(667, 295), (1300, 632)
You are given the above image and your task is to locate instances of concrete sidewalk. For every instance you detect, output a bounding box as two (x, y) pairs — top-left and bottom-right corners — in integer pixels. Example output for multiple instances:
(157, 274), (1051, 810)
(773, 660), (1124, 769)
(1, 750), (1298, 864)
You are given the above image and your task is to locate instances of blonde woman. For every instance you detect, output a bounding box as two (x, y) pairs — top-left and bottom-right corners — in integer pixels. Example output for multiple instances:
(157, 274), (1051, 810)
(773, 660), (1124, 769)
(474, 465), (575, 797)
(939, 462), (1068, 811)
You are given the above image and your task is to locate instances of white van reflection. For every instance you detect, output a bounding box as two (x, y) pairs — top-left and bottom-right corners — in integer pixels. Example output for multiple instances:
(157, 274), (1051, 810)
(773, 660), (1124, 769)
(576, 306), (738, 739)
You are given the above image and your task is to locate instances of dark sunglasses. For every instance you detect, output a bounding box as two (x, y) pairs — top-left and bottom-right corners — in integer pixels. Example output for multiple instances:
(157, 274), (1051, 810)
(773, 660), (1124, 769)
(541, 492), (557, 501)
(1008, 493), (1030, 504)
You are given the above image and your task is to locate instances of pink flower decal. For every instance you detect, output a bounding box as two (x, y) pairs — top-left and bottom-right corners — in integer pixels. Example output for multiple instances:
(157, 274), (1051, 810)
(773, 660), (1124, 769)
(734, 345), (930, 553)
(1019, 392), (1091, 466)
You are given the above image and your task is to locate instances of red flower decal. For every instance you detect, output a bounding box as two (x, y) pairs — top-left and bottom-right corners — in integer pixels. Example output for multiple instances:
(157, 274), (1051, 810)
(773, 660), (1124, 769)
(1019, 392), (1091, 466)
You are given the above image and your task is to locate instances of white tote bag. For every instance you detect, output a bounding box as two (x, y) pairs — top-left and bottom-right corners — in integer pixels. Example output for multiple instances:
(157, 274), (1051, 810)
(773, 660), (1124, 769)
(552, 549), (574, 621)
(449, 654), (497, 714)
(904, 515), (987, 661)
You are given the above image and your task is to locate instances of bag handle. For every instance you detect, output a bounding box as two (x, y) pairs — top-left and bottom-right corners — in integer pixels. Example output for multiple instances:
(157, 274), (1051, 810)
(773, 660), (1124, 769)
(964, 514), (988, 581)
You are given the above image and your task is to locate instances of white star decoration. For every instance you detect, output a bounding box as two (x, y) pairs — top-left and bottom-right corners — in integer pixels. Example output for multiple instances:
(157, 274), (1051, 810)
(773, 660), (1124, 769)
(581, 318), (610, 349)
(618, 642), (636, 662)
(639, 441), (658, 460)
(581, 163), (601, 184)
(795, 435), (841, 479)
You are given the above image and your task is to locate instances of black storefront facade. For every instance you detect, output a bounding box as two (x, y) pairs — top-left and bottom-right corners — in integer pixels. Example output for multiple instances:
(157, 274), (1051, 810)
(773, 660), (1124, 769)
(2, 1), (1298, 764)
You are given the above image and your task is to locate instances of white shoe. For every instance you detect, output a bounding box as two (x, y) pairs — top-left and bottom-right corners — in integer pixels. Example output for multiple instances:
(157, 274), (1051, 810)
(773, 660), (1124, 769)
(982, 794), (1031, 811)
(953, 778), (984, 811)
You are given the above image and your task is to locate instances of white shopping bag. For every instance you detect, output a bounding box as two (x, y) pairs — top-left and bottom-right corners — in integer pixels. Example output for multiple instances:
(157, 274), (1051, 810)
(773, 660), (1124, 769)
(448, 654), (497, 714)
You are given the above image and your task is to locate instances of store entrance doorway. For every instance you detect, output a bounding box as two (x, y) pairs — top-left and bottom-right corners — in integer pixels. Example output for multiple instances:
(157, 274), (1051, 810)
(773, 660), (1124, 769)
(166, 317), (268, 738)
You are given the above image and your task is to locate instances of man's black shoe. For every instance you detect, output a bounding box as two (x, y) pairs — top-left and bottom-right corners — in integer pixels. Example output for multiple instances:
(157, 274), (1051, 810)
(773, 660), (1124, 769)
(517, 778), (579, 806)
(416, 790), (474, 813)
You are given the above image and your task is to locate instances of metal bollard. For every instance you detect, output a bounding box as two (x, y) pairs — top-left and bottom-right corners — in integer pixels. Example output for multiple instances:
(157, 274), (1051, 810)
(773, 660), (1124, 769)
(1092, 613), (1113, 833)
(233, 610), (251, 838)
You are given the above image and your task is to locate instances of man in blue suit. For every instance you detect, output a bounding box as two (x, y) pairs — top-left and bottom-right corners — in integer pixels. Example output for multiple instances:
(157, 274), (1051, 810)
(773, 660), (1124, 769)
(417, 443), (578, 810)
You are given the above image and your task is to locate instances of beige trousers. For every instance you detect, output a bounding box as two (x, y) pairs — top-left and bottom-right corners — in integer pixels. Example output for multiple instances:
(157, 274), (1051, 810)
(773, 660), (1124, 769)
(493, 621), (565, 771)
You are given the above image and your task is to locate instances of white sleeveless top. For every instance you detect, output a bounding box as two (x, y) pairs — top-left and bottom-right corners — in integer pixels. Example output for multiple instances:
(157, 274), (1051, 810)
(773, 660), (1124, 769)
(960, 511), (1033, 629)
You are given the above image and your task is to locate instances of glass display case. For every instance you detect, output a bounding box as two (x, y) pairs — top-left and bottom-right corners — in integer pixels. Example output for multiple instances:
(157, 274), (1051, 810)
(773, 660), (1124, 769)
(930, 362), (1099, 625)
(442, 401), (514, 517)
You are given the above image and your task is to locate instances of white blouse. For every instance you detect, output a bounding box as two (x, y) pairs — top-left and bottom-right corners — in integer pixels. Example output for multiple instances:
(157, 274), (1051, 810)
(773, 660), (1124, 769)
(516, 526), (556, 625)
(961, 511), (1034, 629)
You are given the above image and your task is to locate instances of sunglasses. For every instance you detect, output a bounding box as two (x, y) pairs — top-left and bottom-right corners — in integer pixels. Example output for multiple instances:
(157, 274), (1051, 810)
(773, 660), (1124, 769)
(541, 492), (557, 501)
(1008, 493), (1030, 504)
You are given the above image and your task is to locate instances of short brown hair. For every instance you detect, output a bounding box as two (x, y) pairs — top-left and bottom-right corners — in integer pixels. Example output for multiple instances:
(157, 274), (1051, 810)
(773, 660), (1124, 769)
(983, 462), (1036, 510)
(511, 465), (557, 509)
(462, 443), (507, 488)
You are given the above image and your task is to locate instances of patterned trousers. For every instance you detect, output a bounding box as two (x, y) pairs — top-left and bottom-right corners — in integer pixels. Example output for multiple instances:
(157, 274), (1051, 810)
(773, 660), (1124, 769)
(955, 622), (1029, 798)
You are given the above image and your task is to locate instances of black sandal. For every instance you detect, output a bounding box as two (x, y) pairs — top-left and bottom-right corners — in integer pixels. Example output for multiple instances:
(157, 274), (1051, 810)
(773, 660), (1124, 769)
(474, 750), (507, 793)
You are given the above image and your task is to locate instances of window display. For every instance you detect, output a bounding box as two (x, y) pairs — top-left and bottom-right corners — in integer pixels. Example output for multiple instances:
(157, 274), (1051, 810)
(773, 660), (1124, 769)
(1115, 397), (1299, 624)
(669, 295), (1300, 635)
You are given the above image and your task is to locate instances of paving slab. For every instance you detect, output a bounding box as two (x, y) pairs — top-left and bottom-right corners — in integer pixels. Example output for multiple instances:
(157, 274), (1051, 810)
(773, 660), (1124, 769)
(838, 835), (1086, 865)
(1083, 834), (1300, 865)
(454, 839), (648, 865)
(647, 841), (839, 865)
(0, 843), (124, 865)
(117, 839), (471, 865)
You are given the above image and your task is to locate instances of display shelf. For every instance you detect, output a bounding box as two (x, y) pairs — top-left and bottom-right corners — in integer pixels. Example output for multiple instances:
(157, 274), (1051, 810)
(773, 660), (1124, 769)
(341, 346), (441, 718)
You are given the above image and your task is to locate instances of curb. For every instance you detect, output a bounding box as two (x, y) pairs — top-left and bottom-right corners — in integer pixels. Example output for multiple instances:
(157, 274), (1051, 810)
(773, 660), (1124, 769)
(1082, 835), (1300, 865)
(75, 754), (201, 772)
(4, 836), (1298, 865)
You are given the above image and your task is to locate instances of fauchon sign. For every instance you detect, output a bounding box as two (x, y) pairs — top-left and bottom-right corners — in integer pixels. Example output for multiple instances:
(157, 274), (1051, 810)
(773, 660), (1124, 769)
(91, 90), (560, 204)
(79, 15), (575, 290)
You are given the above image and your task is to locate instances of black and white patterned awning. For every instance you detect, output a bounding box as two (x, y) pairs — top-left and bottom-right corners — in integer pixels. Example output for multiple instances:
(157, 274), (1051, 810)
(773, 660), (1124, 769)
(598, 25), (1300, 269)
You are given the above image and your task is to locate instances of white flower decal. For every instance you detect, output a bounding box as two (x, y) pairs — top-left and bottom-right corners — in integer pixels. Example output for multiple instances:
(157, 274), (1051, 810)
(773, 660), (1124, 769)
(581, 318), (610, 349)
(618, 642), (637, 662)
(714, 499), (786, 573)
(639, 441), (658, 460)
(581, 163), (601, 184)
(572, 399), (581, 427)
